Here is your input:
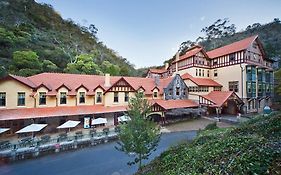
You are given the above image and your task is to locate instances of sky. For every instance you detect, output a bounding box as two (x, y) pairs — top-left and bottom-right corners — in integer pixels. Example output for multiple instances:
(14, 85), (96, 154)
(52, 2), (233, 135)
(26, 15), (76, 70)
(37, 0), (281, 68)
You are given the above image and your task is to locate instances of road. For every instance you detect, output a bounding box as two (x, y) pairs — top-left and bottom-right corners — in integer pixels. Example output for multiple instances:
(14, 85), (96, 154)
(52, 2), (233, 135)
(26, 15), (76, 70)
(0, 131), (197, 175)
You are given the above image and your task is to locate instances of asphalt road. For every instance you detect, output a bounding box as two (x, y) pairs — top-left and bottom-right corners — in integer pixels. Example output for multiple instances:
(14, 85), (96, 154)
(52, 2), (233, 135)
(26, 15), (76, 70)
(0, 131), (197, 175)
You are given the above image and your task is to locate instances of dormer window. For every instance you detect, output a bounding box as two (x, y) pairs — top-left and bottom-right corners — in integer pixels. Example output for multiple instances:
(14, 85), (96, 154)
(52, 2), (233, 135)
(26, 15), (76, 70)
(79, 92), (85, 104)
(96, 92), (102, 103)
(39, 92), (46, 105)
(153, 91), (158, 98)
(60, 92), (67, 104)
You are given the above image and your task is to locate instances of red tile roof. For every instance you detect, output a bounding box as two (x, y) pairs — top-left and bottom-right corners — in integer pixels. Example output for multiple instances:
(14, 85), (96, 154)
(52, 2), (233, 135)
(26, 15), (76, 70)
(25, 73), (173, 95)
(173, 45), (204, 63)
(181, 73), (222, 87)
(150, 99), (198, 110)
(0, 105), (127, 121)
(5, 75), (36, 88)
(207, 35), (258, 58)
(148, 68), (167, 74)
(201, 91), (235, 107)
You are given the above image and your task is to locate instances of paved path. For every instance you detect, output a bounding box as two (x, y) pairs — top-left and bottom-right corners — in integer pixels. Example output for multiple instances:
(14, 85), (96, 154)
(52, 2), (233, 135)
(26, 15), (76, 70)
(162, 118), (233, 132)
(0, 131), (197, 175)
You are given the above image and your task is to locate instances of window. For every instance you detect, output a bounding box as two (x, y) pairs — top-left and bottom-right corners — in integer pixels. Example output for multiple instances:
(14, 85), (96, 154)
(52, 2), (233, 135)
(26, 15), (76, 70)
(114, 92), (119, 103)
(213, 59), (218, 65)
(229, 81), (239, 92)
(169, 89), (172, 96)
(96, 92), (102, 103)
(214, 87), (221, 91)
(60, 92), (67, 104)
(202, 70), (204, 77)
(214, 69), (218, 77)
(18, 92), (25, 106)
(0, 92), (6, 107)
(124, 92), (129, 102)
(229, 53), (235, 61)
(153, 91), (158, 98)
(196, 69), (198, 76)
(207, 70), (210, 77)
(183, 88), (186, 95)
(39, 92), (46, 105)
(176, 87), (180, 96)
(199, 69), (201, 76)
(79, 92), (85, 104)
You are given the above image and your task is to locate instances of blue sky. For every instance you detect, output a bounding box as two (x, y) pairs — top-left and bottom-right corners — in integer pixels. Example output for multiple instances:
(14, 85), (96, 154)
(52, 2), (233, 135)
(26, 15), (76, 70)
(37, 0), (281, 68)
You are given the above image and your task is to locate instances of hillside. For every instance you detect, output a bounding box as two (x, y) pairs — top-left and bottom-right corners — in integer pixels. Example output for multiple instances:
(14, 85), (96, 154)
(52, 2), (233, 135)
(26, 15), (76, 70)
(138, 112), (281, 174)
(0, 0), (139, 77)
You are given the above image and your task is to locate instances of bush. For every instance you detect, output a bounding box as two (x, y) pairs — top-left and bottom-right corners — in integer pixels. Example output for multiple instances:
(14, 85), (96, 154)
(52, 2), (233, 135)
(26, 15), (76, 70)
(140, 112), (281, 175)
(204, 122), (218, 131)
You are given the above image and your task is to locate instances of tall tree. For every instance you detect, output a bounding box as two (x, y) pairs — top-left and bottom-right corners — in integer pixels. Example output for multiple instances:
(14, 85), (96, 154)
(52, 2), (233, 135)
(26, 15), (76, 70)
(116, 92), (161, 170)
(201, 18), (236, 40)
(9, 50), (42, 76)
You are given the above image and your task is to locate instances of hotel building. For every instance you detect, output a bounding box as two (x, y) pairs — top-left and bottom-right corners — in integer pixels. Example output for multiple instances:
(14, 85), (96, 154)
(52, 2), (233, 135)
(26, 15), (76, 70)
(0, 35), (274, 136)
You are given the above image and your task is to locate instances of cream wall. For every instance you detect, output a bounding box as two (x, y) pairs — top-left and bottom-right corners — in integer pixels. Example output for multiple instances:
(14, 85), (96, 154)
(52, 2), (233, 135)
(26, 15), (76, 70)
(211, 64), (247, 98)
(0, 79), (34, 109)
(188, 94), (200, 102)
(104, 92), (135, 107)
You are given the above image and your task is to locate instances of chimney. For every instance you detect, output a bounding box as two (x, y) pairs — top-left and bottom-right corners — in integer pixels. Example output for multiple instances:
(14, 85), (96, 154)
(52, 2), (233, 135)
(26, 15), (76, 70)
(104, 73), (111, 87)
(175, 52), (180, 61)
(165, 62), (169, 70)
(154, 76), (160, 86)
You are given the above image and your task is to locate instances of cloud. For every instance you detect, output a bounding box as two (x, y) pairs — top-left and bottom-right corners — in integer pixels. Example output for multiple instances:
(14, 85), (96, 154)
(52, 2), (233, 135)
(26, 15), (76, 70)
(200, 16), (205, 21)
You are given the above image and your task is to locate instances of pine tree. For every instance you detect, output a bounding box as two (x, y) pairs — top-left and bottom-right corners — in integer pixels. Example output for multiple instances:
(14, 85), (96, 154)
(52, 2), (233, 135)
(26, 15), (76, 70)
(116, 92), (161, 170)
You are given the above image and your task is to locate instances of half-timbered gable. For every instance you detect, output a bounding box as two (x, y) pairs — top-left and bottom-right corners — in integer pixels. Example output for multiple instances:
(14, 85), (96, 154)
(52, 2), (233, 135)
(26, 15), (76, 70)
(105, 78), (135, 93)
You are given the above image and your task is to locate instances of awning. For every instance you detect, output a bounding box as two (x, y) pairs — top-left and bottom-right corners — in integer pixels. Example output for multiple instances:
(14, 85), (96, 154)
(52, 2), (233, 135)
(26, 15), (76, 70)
(57, 120), (80, 129)
(0, 128), (10, 134)
(92, 118), (107, 125)
(16, 124), (47, 134)
(118, 115), (131, 122)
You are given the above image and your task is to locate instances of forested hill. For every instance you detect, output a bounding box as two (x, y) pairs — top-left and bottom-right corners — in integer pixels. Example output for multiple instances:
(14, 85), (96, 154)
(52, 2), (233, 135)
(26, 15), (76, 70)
(0, 0), (139, 78)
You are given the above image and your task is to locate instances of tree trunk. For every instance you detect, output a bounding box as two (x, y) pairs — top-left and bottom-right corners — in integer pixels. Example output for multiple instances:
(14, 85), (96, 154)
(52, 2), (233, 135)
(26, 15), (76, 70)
(139, 153), (142, 170)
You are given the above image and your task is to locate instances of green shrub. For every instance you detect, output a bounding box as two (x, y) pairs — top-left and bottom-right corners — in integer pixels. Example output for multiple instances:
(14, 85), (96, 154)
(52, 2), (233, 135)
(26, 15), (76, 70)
(139, 112), (281, 175)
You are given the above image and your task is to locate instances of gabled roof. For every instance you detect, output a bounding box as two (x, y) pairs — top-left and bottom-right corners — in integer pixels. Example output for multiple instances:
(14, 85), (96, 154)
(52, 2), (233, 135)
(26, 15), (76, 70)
(201, 91), (242, 107)
(150, 99), (198, 110)
(148, 68), (167, 74)
(0, 72), (176, 96)
(35, 83), (52, 91)
(206, 35), (258, 58)
(181, 73), (222, 87)
(0, 74), (36, 88)
(56, 83), (72, 91)
(105, 77), (136, 93)
(75, 84), (89, 91)
(173, 45), (208, 63)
